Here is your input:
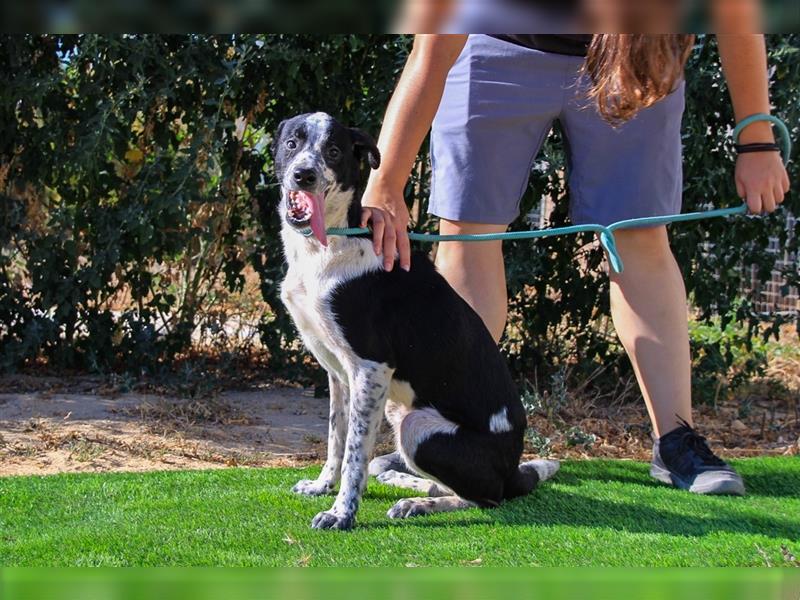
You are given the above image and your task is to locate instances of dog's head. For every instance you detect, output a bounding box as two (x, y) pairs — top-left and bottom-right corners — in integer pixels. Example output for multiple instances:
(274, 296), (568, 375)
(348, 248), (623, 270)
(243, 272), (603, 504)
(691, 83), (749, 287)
(272, 112), (380, 246)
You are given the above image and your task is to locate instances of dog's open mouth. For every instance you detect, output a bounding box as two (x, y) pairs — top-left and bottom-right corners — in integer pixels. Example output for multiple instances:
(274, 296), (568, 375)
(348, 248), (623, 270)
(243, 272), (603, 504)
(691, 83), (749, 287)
(286, 190), (327, 246)
(286, 190), (313, 226)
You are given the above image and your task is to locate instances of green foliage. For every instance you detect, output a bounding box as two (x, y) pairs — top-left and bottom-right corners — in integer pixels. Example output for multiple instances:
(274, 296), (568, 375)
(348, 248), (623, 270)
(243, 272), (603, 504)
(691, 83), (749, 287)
(0, 34), (409, 380)
(0, 34), (797, 397)
(680, 36), (799, 344)
(688, 308), (773, 405)
(564, 426), (597, 448)
(520, 367), (570, 420)
(524, 429), (553, 456)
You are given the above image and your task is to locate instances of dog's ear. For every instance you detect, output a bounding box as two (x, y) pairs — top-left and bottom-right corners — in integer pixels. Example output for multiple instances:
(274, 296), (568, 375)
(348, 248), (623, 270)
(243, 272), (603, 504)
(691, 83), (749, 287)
(271, 119), (288, 158)
(349, 128), (381, 170)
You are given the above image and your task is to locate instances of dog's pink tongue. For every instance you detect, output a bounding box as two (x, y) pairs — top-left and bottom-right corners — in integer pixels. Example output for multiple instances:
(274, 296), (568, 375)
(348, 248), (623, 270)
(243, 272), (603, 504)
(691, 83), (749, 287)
(301, 191), (327, 247)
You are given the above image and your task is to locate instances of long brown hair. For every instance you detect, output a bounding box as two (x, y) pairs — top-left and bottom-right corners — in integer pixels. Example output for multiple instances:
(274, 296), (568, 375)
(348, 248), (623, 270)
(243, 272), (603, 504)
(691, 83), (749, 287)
(584, 34), (695, 125)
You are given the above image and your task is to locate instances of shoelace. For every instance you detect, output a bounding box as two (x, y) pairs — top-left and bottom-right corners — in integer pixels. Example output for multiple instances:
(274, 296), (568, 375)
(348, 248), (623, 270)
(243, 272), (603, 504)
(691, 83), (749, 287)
(675, 418), (725, 467)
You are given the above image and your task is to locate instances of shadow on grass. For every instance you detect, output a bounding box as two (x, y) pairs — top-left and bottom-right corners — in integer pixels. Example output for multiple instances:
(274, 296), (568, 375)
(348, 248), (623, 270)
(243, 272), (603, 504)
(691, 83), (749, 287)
(553, 458), (800, 498)
(361, 488), (798, 540)
(549, 461), (662, 490)
(359, 460), (799, 540)
(730, 461), (800, 498)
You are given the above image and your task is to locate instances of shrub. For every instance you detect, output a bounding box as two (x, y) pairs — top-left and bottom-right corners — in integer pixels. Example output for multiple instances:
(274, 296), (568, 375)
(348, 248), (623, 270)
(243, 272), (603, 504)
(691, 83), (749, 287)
(0, 34), (797, 399)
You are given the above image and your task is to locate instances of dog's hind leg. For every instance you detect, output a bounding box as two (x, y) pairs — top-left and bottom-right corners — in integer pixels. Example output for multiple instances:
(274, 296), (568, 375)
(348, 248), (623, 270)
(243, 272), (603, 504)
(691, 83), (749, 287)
(375, 469), (452, 497)
(369, 399), (417, 477)
(397, 408), (522, 508)
(311, 362), (393, 530)
(293, 374), (348, 496)
(368, 452), (411, 477)
(387, 496), (476, 519)
(385, 408), (497, 519)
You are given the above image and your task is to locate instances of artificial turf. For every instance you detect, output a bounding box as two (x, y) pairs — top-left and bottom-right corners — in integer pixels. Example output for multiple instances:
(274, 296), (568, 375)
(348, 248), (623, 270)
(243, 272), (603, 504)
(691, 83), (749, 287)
(0, 458), (797, 566)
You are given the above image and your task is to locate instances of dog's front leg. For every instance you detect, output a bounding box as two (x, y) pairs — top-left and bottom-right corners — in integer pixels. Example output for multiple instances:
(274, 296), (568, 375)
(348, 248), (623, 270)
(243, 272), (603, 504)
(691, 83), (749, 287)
(293, 374), (348, 496)
(311, 362), (392, 530)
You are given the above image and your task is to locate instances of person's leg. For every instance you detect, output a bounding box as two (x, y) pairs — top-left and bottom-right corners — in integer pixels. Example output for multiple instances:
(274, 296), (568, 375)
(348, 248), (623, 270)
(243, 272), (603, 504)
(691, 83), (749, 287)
(426, 36), (566, 343)
(561, 70), (743, 494)
(608, 226), (691, 438)
(370, 36), (562, 478)
(608, 226), (744, 494)
(434, 220), (508, 343)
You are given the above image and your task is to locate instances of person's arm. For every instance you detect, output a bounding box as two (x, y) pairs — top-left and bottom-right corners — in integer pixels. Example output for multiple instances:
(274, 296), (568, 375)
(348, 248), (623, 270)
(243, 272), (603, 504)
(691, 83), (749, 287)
(716, 33), (790, 213)
(361, 34), (467, 271)
(390, 0), (455, 33)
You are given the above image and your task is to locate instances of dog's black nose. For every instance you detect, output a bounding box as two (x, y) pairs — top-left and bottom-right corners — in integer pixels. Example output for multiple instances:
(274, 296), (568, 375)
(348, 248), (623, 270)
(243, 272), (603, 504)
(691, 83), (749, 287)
(293, 168), (317, 188)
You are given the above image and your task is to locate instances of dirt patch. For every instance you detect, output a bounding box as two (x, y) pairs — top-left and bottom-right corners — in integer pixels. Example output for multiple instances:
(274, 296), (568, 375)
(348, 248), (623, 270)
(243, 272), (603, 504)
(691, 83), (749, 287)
(0, 375), (797, 477)
(524, 398), (800, 462)
(0, 385), (335, 476)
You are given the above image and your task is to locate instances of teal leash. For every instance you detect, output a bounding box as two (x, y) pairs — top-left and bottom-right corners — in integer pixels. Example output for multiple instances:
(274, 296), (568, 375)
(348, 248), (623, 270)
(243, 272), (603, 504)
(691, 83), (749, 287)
(305, 114), (791, 274)
(320, 206), (747, 274)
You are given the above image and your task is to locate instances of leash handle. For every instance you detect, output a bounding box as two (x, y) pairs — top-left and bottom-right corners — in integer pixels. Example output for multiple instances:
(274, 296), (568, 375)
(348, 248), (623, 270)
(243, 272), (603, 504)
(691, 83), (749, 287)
(733, 113), (792, 162)
(318, 114), (791, 274)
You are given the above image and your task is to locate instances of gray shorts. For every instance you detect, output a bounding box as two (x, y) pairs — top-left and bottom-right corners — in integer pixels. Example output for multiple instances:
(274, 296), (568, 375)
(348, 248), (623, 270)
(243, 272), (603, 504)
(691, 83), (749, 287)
(429, 34), (685, 226)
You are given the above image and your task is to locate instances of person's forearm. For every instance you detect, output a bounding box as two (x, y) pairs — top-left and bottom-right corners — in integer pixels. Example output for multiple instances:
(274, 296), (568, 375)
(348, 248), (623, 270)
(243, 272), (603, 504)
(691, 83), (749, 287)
(370, 34), (467, 192)
(717, 34), (774, 143)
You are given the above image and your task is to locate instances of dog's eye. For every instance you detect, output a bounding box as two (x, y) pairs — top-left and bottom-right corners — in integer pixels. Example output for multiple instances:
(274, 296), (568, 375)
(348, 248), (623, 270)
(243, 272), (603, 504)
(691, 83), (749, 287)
(327, 146), (341, 160)
(286, 139), (297, 150)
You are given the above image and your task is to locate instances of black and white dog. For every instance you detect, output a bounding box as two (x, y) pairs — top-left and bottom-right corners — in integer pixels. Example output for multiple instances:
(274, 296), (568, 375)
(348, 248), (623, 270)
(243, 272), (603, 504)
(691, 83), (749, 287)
(274, 112), (558, 530)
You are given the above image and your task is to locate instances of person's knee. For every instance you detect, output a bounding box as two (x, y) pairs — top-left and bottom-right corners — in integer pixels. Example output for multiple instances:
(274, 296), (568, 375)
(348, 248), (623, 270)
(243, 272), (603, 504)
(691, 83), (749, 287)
(612, 226), (674, 267)
(434, 219), (508, 342)
(436, 242), (502, 277)
(614, 225), (669, 249)
(439, 218), (507, 237)
(436, 219), (505, 268)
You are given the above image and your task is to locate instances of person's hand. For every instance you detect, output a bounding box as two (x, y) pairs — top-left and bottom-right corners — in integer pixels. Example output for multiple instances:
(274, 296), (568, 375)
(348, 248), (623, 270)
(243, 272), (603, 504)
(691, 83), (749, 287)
(361, 180), (411, 272)
(735, 151), (790, 214)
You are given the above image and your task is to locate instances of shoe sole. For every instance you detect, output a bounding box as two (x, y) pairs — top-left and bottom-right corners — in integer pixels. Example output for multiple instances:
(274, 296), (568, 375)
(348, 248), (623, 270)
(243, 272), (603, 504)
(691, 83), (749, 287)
(650, 464), (745, 496)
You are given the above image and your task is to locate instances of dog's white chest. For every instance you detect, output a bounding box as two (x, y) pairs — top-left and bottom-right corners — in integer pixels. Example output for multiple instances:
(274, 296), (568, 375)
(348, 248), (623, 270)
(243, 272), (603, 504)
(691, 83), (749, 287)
(281, 266), (330, 340)
(281, 270), (347, 380)
(280, 230), (382, 380)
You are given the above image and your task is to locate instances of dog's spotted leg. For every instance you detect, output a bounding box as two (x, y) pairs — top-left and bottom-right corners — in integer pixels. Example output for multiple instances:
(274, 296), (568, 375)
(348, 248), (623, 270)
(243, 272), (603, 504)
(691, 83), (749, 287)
(293, 374), (348, 496)
(311, 361), (392, 530)
(376, 469), (452, 497)
(387, 496), (476, 519)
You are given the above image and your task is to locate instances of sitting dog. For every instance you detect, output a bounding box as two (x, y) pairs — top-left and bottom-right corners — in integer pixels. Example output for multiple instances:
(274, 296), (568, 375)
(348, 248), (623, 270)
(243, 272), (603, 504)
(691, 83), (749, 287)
(274, 112), (558, 530)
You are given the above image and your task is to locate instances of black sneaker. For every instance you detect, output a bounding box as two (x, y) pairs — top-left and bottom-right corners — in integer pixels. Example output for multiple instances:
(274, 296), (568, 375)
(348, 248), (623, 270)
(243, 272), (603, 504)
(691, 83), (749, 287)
(650, 419), (745, 495)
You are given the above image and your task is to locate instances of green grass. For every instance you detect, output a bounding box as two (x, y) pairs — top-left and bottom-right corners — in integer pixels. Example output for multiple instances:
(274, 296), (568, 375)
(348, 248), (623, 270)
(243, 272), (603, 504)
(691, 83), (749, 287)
(0, 458), (798, 566)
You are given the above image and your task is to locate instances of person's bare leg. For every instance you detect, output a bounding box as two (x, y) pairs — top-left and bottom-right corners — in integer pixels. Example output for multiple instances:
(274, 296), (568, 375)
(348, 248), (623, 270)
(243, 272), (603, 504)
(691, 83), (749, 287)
(434, 219), (508, 342)
(608, 226), (692, 438)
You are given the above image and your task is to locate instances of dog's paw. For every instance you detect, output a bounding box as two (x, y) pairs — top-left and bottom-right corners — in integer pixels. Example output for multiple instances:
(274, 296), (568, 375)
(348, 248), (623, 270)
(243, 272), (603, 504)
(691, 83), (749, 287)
(292, 479), (334, 496)
(387, 497), (436, 519)
(311, 510), (355, 530)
